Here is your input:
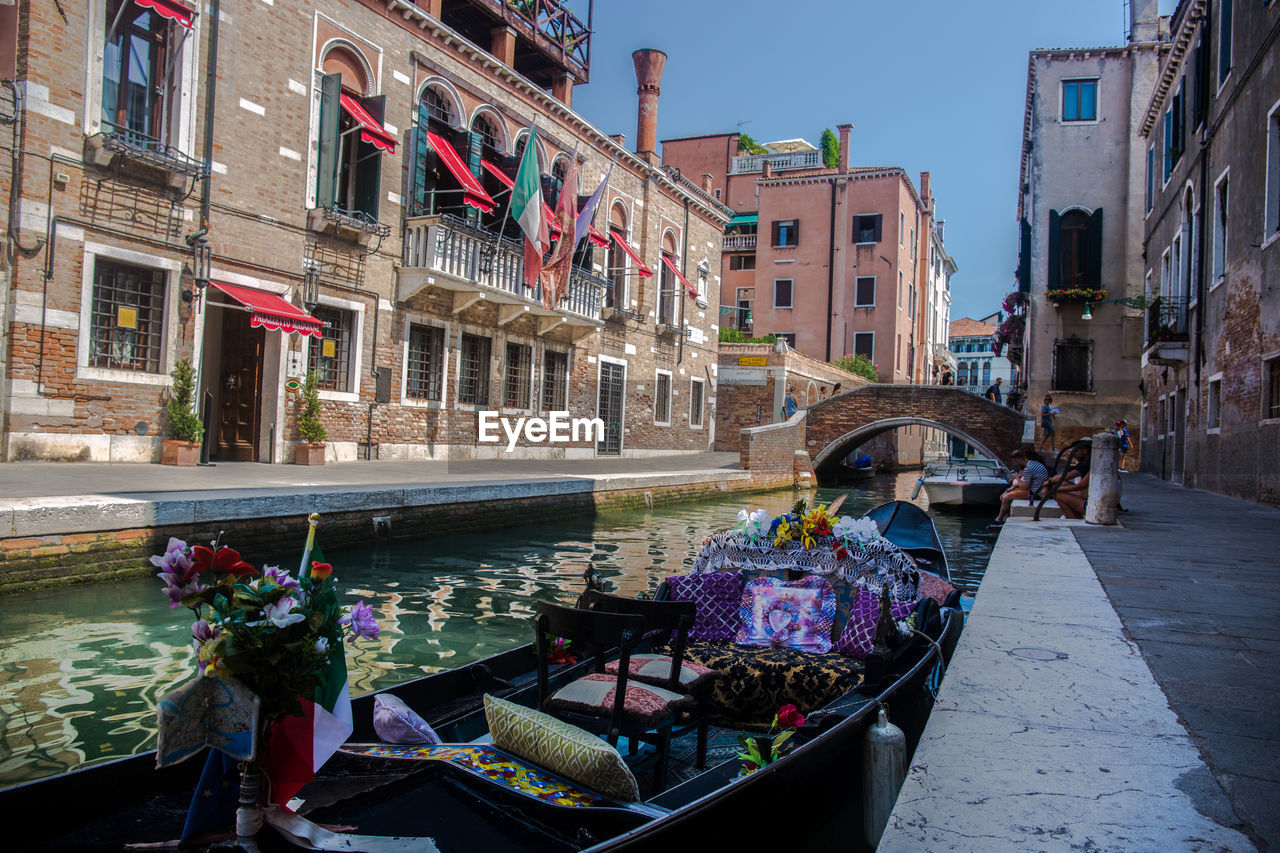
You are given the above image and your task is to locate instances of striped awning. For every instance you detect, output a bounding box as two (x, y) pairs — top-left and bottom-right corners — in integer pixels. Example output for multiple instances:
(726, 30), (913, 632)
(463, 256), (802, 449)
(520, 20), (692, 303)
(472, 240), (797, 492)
(211, 282), (324, 337)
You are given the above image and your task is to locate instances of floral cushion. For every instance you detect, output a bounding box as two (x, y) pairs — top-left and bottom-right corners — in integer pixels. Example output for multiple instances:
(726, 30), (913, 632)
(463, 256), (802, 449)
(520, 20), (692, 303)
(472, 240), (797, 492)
(917, 572), (959, 606)
(835, 587), (917, 659)
(373, 693), (441, 745)
(484, 694), (640, 802)
(546, 673), (691, 727)
(665, 571), (745, 642)
(734, 576), (837, 654)
(603, 653), (719, 693)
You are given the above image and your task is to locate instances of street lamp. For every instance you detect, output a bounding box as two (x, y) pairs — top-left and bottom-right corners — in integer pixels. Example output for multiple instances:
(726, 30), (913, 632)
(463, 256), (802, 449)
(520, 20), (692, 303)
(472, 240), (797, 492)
(191, 234), (211, 291)
(302, 259), (320, 312)
(1081, 294), (1149, 321)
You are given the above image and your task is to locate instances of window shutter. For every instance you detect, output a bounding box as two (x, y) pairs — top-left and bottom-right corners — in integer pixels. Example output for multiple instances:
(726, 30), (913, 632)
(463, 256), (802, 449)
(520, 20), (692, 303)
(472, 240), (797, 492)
(1087, 208), (1103, 286)
(792, 221), (800, 245)
(354, 94), (385, 219)
(1018, 217), (1032, 293)
(410, 103), (433, 215)
(772, 220), (781, 246)
(1047, 209), (1061, 289)
(873, 214), (882, 242)
(315, 73), (342, 208)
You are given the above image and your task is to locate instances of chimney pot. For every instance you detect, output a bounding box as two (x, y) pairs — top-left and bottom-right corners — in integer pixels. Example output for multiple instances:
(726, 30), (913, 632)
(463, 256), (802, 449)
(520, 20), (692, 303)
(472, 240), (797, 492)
(701, 174), (714, 193)
(837, 123), (853, 173)
(762, 161), (774, 179)
(632, 49), (667, 166)
(609, 133), (626, 148)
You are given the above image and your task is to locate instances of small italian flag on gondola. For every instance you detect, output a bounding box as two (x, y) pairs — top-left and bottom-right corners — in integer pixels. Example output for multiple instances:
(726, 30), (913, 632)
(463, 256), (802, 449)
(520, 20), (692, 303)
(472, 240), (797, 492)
(264, 538), (354, 807)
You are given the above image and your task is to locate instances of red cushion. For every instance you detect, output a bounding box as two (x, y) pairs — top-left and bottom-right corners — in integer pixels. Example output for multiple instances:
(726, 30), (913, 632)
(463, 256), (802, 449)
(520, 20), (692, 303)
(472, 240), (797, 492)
(547, 673), (691, 726)
(603, 654), (718, 692)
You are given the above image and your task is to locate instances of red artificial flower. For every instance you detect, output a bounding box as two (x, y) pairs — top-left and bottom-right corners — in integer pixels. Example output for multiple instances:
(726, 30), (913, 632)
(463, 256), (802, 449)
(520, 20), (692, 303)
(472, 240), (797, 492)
(191, 545), (255, 576)
(776, 704), (806, 729)
(310, 561), (333, 581)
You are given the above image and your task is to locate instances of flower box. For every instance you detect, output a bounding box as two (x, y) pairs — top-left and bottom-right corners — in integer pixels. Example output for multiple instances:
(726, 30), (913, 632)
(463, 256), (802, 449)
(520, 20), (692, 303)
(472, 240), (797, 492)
(1047, 287), (1108, 305)
(294, 442), (326, 465)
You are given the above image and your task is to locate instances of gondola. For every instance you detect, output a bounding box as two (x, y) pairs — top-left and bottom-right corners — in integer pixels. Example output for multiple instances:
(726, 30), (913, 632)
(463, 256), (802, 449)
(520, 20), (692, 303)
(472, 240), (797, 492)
(5, 502), (962, 853)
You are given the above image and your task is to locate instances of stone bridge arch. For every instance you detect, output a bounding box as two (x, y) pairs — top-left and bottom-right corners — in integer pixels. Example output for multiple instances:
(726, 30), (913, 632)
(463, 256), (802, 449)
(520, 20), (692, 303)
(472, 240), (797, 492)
(805, 385), (1025, 479)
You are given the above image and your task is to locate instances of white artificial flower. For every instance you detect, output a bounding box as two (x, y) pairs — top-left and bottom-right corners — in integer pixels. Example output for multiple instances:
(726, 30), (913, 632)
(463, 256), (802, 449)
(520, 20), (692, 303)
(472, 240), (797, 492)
(264, 597), (306, 629)
(314, 637), (330, 655)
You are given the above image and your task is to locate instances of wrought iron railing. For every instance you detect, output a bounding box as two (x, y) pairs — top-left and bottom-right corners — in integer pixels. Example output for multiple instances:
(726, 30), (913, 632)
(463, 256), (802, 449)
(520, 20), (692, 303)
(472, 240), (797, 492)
(504, 0), (591, 74)
(319, 205), (392, 238)
(1146, 295), (1189, 344)
(94, 125), (207, 177)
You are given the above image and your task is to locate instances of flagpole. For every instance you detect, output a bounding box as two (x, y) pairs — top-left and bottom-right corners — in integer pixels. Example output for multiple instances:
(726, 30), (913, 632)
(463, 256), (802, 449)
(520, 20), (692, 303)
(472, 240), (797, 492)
(299, 511), (320, 578)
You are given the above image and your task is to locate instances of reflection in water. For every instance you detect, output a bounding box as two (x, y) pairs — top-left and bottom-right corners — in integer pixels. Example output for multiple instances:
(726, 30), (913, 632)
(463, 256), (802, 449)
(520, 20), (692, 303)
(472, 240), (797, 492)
(0, 474), (995, 788)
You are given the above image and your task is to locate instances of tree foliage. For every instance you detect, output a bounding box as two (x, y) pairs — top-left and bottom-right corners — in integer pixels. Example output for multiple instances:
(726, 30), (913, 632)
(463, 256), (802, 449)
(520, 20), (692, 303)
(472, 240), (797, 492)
(165, 358), (204, 443)
(819, 128), (839, 170)
(737, 133), (768, 156)
(296, 371), (327, 444)
(830, 353), (879, 383)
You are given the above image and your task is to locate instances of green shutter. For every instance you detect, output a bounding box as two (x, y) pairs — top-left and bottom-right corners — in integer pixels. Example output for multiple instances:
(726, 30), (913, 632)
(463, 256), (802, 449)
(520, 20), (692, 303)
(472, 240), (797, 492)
(316, 73), (342, 208)
(1047, 209), (1061, 290)
(1018, 217), (1032, 293)
(354, 94), (385, 219)
(1087, 208), (1103, 287)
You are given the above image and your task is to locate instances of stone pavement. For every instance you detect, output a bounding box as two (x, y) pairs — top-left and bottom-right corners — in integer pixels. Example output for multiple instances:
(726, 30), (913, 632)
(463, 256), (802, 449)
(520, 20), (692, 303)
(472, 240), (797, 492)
(881, 473), (1276, 852)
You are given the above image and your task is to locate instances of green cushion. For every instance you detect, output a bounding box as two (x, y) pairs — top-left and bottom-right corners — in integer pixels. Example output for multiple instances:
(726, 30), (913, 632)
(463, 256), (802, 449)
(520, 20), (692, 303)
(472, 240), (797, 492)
(483, 694), (640, 802)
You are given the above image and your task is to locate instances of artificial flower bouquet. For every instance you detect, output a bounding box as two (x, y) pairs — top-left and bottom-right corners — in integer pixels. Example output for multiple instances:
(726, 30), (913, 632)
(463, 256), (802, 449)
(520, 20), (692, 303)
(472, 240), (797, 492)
(734, 498), (881, 558)
(154, 536), (378, 722)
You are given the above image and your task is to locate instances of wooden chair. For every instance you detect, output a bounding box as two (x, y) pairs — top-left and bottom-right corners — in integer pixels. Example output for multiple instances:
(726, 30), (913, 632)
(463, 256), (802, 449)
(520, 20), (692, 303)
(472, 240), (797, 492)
(577, 590), (713, 769)
(534, 600), (685, 789)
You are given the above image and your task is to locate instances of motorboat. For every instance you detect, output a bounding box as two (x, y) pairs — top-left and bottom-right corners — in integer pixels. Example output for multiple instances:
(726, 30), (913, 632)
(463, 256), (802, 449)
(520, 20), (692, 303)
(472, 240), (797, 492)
(914, 456), (1009, 506)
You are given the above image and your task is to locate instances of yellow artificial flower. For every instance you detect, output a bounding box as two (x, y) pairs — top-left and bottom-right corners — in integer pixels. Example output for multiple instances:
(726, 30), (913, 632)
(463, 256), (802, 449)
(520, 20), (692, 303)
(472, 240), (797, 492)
(773, 518), (792, 547)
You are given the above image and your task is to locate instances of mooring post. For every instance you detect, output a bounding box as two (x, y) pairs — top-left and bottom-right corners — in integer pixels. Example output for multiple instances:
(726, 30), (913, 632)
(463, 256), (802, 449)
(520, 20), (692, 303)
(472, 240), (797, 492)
(1086, 431), (1120, 525)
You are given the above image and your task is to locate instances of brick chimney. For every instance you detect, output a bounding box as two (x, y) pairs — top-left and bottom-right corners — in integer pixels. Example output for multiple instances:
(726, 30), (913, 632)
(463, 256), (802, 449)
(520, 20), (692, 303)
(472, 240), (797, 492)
(632, 49), (667, 166)
(762, 160), (774, 180)
(609, 133), (626, 148)
(920, 171), (932, 209)
(837, 123), (853, 173)
(701, 174), (714, 194)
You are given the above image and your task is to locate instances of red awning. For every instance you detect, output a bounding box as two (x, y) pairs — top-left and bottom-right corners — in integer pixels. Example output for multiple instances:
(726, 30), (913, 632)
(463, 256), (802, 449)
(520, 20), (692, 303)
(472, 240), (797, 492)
(339, 93), (396, 154)
(428, 131), (496, 213)
(661, 255), (699, 300)
(479, 159), (559, 234)
(609, 231), (653, 278)
(211, 282), (324, 337)
(586, 225), (609, 248)
(136, 0), (195, 29)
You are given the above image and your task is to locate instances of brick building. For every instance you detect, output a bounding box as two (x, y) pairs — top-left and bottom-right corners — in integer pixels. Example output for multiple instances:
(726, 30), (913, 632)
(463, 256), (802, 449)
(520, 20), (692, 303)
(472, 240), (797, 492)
(661, 127), (953, 387)
(1015, 0), (1165, 451)
(1138, 0), (1279, 503)
(0, 0), (728, 464)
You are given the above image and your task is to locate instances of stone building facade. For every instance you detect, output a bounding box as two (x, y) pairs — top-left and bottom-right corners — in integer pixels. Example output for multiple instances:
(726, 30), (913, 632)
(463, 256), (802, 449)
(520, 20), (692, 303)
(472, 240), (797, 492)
(1016, 0), (1166, 451)
(1138, 0), (1279, 503)
(1, 0), (727, 464)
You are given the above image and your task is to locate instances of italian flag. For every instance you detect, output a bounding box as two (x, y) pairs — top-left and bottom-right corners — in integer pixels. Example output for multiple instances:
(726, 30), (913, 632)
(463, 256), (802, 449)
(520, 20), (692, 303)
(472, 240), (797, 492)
(510, 124), (548, 291)
(265, 545), (353, 807)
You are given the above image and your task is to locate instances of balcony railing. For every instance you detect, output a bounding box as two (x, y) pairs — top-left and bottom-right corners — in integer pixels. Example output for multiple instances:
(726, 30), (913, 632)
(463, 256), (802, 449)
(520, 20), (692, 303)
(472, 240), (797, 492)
(400, 214), (604, 325)
(722, 233), (757, 251)
(729, 150), (824, 175)
(503, 0), (591, 76)
(1146, 295), (1189, 343)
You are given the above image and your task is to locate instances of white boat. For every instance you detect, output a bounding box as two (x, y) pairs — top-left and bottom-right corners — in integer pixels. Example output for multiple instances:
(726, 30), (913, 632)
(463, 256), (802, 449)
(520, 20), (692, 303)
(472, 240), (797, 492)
(915, 456), (1009, 506)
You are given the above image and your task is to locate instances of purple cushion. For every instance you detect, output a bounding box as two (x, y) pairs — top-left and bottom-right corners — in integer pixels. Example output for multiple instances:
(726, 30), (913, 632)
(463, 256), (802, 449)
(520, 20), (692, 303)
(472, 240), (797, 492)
(373, 693), (442, 745)
(665, 571), (745, 642)
(835, 587), (917, 659)
(734, 576), (837, 654)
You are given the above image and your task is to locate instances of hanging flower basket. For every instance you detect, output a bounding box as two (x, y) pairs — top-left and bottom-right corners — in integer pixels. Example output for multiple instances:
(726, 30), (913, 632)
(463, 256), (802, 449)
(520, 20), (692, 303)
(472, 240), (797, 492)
(1047, 287), (1108, 306)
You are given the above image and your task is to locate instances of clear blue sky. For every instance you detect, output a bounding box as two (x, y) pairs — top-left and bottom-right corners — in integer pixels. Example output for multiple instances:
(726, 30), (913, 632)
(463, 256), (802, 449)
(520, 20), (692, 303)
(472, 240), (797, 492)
(570, 0), (1176, 321)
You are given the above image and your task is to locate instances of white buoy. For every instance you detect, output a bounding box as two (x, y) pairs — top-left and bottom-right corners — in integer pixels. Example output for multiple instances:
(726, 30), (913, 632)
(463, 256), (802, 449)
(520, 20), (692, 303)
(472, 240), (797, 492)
(910, 477), (924, 499)
(862, 706), (906, 847)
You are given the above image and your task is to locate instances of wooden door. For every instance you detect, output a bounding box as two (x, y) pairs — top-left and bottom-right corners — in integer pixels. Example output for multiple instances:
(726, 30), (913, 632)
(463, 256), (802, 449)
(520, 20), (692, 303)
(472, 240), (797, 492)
(217, 310), (264, 461)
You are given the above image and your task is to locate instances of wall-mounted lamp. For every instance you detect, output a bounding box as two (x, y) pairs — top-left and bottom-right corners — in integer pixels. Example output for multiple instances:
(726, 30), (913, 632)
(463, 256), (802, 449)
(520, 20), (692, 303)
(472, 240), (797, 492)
(1081, 294), (1149, 322)
(302, 259), (321, 312)
(191, 235), (211, 291)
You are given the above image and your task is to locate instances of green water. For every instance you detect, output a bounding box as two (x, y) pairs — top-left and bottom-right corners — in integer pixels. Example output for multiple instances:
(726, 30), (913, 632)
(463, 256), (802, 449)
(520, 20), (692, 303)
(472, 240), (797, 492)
(0, 475), (996, 789)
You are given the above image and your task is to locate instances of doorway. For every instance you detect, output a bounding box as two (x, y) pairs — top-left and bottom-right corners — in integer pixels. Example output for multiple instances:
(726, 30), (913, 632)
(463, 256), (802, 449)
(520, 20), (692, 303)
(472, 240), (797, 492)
(216, 309), (265, 461)
(597, 361), (625, 456)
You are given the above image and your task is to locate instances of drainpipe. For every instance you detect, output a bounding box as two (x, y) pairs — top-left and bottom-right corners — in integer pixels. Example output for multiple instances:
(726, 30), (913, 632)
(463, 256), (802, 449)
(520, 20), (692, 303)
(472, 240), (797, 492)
(825, 177), (837, 361)
(193, 0), (220, 463)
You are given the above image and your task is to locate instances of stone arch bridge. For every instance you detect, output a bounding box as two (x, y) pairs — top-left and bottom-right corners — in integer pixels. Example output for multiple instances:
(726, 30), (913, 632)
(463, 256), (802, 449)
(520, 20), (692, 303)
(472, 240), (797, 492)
(804, 385), (1026, 480)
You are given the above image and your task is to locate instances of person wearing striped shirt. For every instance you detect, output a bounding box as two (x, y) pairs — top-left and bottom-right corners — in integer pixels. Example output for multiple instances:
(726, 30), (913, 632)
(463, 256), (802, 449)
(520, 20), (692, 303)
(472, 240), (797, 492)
(991, 449), (1049, 527)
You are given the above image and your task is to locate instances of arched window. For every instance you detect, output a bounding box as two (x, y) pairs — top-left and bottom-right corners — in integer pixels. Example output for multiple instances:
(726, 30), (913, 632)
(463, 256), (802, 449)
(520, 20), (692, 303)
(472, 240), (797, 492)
(315, 44), (384, 220)
(982, 362), (991, 387)
(322, 45), (369, 95)
(658, 231), (678, 325)
(420, 86), (452, 126)
(606, 202), (628, 309)
(1050, 207), (1102, 289)
(470, 113), (501, 152)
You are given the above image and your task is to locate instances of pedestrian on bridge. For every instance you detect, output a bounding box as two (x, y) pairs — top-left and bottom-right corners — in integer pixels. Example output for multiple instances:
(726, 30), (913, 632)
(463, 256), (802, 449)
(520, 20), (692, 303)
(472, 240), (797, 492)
(984, 377), (1004, 404)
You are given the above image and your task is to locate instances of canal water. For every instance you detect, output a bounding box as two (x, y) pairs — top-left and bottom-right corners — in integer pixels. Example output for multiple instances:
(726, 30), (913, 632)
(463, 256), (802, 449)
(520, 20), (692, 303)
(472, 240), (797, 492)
(0, 473), (997, 789)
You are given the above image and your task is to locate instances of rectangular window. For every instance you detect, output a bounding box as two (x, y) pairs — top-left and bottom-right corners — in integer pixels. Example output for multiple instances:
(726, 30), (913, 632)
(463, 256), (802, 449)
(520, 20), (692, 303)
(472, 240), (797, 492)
(88, 259), (167, 373)
(728, 254), (756, 271)
(1052, 337), (1093, 392)
(1218, 0), (1233, 88)
(774, 333), (796, 348)
(853, 332), (874, 361)
(1207, 379), (1221, 430)
(309, 305), (354, 393)
(898, 271), (904, 308)
(896, 333), (902, 371)
(1062, 79), (1098, 121)
(654, 371), (672, 424)
(406, 323), (445, 402)
(458, 333), (491, 405)
(689, 379), (705, 428)
(1164, 78), (1185, 181)
(1146, 147), (1155, 213)
(854, 214), (882, 244)
(502, 342), (532, 409)
(1267, 104), (1280, 237)
(1213, 172), (1228, 280)
(541, 349), (568, 410)
(658, 255), (677, 325)
(102, 0), (176, 146)
(855, 276), (876, 307)
(1267, 357), (1280, 420)
(772, 219), (799, 247)
(899, 211), (905, 245)
(774, 279), (793, 309)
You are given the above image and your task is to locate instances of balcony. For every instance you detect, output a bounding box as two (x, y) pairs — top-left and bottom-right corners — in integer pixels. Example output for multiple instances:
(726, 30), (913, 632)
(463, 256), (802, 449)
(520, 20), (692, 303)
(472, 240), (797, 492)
(722, 233), (757, 251)
(84, 127), (206, 191)
(308, 206), (392, 246)
(729, 150), (823, 175)
(426, 0), (592, 86)
(1143, 295), (1190, 366)
(399, 214), (604, 335)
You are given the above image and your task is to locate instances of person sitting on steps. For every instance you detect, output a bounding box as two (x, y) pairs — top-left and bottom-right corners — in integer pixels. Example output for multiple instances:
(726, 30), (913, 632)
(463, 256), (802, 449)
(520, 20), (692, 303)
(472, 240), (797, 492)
(991, 449), (1049, 527)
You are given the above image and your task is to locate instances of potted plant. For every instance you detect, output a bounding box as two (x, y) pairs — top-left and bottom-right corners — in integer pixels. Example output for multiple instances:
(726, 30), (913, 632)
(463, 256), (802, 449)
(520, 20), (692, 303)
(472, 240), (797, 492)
(161, 358), (203, 466)
(294, 371), (327, 465)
